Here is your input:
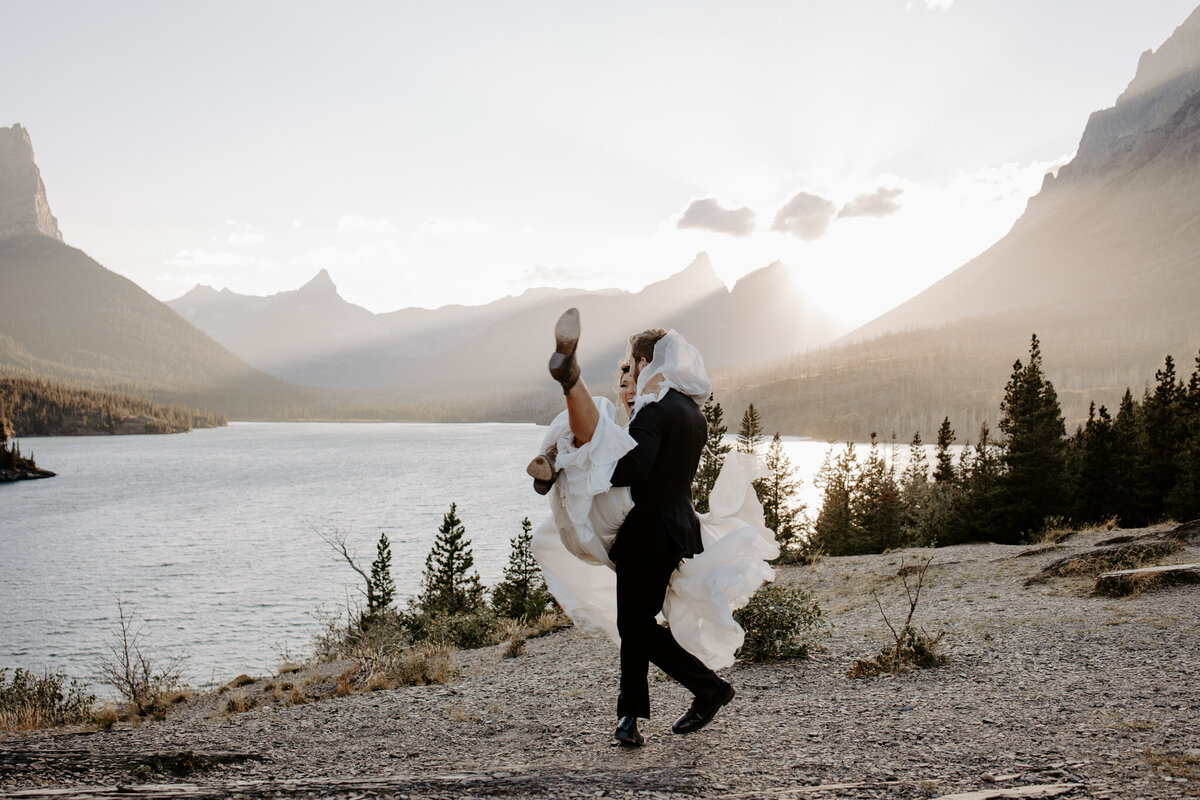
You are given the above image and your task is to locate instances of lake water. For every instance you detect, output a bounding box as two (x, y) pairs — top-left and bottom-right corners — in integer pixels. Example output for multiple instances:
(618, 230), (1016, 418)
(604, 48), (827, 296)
(1, 423), (928, 689)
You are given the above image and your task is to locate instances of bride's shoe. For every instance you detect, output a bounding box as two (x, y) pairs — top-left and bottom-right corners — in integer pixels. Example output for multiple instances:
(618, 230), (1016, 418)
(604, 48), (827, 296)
(526, 444), (558, 483)
(548, 308), (581, 394)
(528, 444), (558, 495)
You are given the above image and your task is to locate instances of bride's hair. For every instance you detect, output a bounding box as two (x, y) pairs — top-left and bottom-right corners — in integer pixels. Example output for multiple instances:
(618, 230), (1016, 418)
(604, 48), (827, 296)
(628, 328), (668, 365)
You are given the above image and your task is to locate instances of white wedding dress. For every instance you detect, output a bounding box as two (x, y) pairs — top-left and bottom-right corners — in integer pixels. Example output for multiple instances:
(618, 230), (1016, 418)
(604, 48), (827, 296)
(530, 331), (779, 670)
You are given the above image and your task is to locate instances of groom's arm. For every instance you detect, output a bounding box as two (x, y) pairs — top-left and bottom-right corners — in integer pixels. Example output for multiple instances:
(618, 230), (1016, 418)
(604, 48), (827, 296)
(610, 402), (663, 487)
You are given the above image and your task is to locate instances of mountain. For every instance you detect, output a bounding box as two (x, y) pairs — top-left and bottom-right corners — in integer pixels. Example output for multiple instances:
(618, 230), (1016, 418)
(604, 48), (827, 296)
(0, 124), (301, 418)
(168, 252), (845, 395)
(854, 6), (1200, 344)
(0, 124), (61, 241)
(715, 7), (1200, 440)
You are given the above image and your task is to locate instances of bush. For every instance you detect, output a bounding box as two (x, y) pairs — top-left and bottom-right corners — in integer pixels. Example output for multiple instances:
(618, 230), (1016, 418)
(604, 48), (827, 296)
(734, 582), (827, 662)
(0, 667), (95, 730)
(848, 627), (947, 678)
(96, 599), (187, 719)
(411, 607), (502, 649)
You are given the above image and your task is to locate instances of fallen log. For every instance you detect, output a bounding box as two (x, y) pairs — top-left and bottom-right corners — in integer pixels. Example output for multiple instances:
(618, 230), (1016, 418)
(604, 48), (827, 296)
(1093, 562), (1200, 597)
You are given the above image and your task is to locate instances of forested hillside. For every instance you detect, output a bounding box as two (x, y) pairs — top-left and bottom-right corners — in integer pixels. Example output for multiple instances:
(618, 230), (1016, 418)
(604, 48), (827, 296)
(0, 376), (225, 436)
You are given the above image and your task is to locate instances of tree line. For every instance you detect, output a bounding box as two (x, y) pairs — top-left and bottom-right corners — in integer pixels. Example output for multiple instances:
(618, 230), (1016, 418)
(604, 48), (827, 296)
(806, 336), (1200, 555)
(0, 376), (226, 436)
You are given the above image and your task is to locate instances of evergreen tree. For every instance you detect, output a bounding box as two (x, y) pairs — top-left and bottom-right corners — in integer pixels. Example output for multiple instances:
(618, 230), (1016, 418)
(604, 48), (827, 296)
(1110, 388), (1150, 526)
(1067, 403), (1116, 523)
(1167, 350), (1200, 521)
(933, 417), (957, 483)
(737, 403), (764, 455)
(1142, 355), (1186, 520)
(492, 517), (553, 621)
(367, 532), (396, 613)
(758, 433), (806, 553)
(997, 334), (1066, 541)
(851, 433), (902, 553)
(899, 432), (933, 546)
(811, 442), (858, 556)
(956, 423), (1006, 544)
(693, 398), (731, 514)
(413, 503), (484, 617)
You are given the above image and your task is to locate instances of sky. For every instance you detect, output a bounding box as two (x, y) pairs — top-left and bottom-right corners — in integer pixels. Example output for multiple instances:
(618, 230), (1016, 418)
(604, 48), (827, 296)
(3, 0), (1197, 328)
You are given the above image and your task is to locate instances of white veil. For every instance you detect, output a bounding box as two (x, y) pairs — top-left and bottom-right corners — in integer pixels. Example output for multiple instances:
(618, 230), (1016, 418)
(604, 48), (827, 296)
(631, 329), (711, 417)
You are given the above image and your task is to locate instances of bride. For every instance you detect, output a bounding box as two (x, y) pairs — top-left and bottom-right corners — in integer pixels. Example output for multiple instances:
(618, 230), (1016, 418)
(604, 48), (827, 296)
(528, 321), (779, 670)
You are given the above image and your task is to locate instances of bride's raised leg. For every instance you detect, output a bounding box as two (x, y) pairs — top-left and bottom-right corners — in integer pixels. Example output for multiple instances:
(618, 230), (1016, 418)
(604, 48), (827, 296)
(550, 308), (599, 445)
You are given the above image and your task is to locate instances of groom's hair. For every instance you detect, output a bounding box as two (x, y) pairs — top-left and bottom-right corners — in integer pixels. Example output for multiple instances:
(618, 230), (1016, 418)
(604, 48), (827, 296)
(628, 328), (668, 366)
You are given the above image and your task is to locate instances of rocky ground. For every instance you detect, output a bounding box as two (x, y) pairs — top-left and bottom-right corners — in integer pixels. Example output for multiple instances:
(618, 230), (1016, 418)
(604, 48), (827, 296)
(2, 523), (1198, 799)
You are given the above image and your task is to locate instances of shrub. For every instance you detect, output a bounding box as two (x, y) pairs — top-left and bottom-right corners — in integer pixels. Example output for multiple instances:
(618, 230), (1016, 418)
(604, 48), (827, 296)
(848, 556), (948, 678)
(411, 608), (502, 649)
(734, 582), (827, 662)
(848, 627), (947, 678)
(0, 668), (95, 730)
(95, 599), (186, 719)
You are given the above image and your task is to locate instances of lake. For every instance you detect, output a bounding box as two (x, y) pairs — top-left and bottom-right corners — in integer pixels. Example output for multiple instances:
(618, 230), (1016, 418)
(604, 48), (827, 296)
(1, 422), (927, 689)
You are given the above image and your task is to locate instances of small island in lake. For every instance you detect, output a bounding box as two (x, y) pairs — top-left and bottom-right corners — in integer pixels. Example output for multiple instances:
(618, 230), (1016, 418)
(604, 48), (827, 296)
(0, 417), (54, 482)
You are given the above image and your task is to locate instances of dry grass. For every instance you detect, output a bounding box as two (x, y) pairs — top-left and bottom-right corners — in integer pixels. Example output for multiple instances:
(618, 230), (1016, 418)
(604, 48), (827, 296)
(1031, 539), (1184, 583)
(223, 692), (257, 714)
(1092, 565), (1200, 597)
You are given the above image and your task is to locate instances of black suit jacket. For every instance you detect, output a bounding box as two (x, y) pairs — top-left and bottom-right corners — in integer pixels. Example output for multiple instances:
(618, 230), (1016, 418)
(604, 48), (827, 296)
(608, 388), (707, 563)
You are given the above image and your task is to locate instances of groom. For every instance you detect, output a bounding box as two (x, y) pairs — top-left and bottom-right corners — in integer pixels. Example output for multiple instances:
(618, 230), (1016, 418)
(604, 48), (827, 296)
(550, 321), (733, 747)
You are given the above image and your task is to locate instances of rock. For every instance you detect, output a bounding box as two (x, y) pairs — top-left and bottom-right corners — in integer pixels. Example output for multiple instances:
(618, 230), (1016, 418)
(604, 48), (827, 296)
(0, 124), (62, 241)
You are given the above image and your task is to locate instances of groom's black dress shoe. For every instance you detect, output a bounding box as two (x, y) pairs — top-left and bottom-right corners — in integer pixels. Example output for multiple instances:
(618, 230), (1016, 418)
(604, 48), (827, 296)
(614, 715), (644, 747)
(671, 682), (735, 734)
(548, 307), (581, 394)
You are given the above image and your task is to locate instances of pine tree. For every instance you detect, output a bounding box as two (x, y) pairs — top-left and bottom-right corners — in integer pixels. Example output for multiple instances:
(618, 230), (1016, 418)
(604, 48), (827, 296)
(367, 532), (396, 613)
(1067, 402), (1116, 524)
(1166, 350), (1200, 521)
(851, 433), (902, 553)
(1110, 388), (1150, 526)
(1142, 355), (1186, 520)
(693, 398), (731, 514)
(758, 433), (806, 553)
(492, 517), (553, 621)
(414, 503), (484, 617)
(933, 417), (956, 483)
(811, 442), (858, 556)
(997, 334), (1066, 541)
(899, 432), (933, 546)
(737, 403), (764, 455)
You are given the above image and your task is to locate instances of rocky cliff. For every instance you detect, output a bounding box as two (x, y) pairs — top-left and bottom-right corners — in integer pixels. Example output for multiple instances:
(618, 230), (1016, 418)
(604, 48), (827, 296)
(0, 124), (62, 242)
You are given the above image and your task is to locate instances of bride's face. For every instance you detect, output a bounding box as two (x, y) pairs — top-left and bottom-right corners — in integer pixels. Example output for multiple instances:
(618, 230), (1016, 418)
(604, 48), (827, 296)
(617, 366), (635, 415)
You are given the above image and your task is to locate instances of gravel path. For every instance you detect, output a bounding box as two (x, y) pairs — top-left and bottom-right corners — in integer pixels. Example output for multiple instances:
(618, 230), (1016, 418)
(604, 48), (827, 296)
(2, 523), (1198, 799)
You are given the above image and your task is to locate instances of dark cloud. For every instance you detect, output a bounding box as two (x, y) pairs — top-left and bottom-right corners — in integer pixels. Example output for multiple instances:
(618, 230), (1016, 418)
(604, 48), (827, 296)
(770, 192), (836, 240)
(677, 198), (757, 237)
(838, 186), (904, 218)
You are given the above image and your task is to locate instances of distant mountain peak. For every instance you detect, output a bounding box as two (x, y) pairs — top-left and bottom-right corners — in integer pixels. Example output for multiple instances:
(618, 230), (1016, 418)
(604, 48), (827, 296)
(1057, 7), (1200, 183)
(0, 124), (62, 242)
(297, 268), (338, 295)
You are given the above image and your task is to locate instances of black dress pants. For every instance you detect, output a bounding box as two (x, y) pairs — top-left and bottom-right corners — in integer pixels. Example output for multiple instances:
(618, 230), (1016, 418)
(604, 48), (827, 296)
(615, 556), (724, 719)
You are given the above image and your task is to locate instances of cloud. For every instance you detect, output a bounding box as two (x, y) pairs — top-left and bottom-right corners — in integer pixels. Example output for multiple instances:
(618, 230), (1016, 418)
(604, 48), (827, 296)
(770, 192), (837, 240)
(906, 0), (953, 9)
(164, 249), (276, 270)
(227, 231), (266, 244)
(420, 218), (498, 237)
(290, 240), (404, 271)
(520, 264), (601, 284)
(838, 187), (904, 218)
(337, 214), (395, 234)
(676, 198), (757, 237)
